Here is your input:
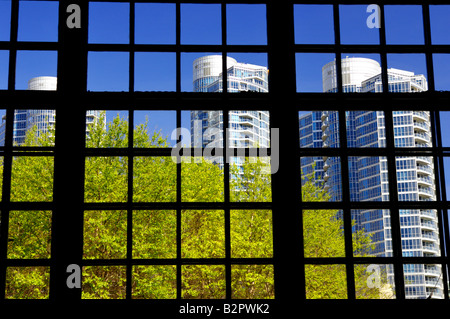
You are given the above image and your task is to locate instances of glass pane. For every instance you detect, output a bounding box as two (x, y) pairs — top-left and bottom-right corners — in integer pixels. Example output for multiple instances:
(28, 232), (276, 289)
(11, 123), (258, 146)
(430, 5), (450, 44)
(18, 1), (58, 42)
(86, 110), (128, 148)
(396, 156), (436, 201)
(182, 52), (221, 92)
(0, 0), (11, 41)
(5, 267), (50, 299)
(303, 210), (345, 258)
(181, 158), (224, 202)
(404, 264), (444, 299)
(339, 5), (379, 44)
(135, 3), (176, 44)
(301, 157), (342, 202)
(132, 265), (176, 299)
(352, 209), (392, 257)
(82, 266), (126, 299)
(182, 265), (226, 299)
(0, 51), (9, 90)
(348, 111), (386, 147)
(354, 264), (396, 299)
(227, 4), (267, 45)
(445, 157), (450, 200)
(182, 110), (224, 148)
(385, 5), (424, 45)
(229, 110), (270, 148)
(305, 264), (347, 299)
(15, 51), (57, 90)
(134, 110), (176, 147)
(226, 53), (269, 93)
(340, 54), (382, 93)
(400, 209), (440, 257)
(16, 109), (56, 147)
(440, 112), (450, 147)
(299, 110), (337, 148)
(387, 54), (428, 93)
(296, 53), (336, 92)
(181, 210), (225, 258)
(231, 265), (274, 299)
(83, 210), (127, 259)
(134, 52), (176, 92)
(132, 210), (176, 259)
(181, 4), (221, 45)
(84, 157), (128, 203)
(87, 52), (129, 92)
(89, 2), (129, 44)
(294, 5), (334, 44)
(7, 211), (52, 259)
(348, 157), (389, 202)
(11, 156), (54, 202)
(394, 111), (432, 148)
(230, 210), (273, 258)
(433, 54), (450, 92)
(230, 157), (271, 202)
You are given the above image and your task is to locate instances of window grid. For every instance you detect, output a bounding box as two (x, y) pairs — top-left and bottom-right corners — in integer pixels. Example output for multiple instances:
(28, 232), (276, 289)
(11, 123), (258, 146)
(0, 0), (448, 310)
(294, 2), (450, 302)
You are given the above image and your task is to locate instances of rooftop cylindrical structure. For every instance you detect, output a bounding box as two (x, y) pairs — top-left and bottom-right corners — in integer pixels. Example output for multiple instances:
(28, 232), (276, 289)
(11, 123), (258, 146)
(322, 57), (381, 92)
(28, 76), (57, 91)
(193, 55), (237, 92)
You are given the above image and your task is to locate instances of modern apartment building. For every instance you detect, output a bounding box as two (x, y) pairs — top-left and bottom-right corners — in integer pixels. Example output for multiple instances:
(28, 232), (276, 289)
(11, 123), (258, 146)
(300, 57), (443, 299)
(191, 55), (270, 168)
(0, 76), (104, 146)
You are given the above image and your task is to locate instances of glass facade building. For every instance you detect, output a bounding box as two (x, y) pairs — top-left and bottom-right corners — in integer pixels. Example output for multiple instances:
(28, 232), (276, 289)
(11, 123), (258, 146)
(300, 57), (443, 299)
(191, 55), (270, 168)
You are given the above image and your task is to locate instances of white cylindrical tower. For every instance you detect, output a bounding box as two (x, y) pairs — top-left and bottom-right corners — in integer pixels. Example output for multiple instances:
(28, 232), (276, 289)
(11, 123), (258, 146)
(28, 76), (57, 91)
(193, 55), (237, 92)
(322, 57), (381, 92)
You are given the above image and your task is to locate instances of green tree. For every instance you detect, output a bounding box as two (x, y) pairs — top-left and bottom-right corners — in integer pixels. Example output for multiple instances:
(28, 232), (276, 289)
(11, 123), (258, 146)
(302, 173), (392, 299)
(4, 114), (391, 300)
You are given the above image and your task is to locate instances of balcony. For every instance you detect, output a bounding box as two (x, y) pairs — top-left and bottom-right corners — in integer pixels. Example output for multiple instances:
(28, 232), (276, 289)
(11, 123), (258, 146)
(421, 231), (438, 242)
(414, 132), (431, 144)
(413, 121), (429, 132)
(422, 243), (439, 254)
(417, 176), (433, 186)
(421, 220), (438, 231)
(418, 186), (434, 198)
(420, 210), (437, 219)
(412, 111), (430, 122)
(424, 265), (442, 276)
(416, 156), (432, 165)
(416, 165), (433, 175)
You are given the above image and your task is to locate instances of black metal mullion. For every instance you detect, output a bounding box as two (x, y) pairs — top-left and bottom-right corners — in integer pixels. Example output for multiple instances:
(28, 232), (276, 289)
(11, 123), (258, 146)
(267, 0), (300, 310)
(377, 3), (406, 300)
(430, 111), (449, 299)
(332, 3), (356, 300)
(435, 111), (450, 301)
(0, 0), (19, 300)
(175, 2), (182, 300)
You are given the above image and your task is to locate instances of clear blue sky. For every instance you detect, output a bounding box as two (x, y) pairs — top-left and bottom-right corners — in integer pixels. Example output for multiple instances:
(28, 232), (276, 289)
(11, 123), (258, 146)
(0, 1), (450, 196)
